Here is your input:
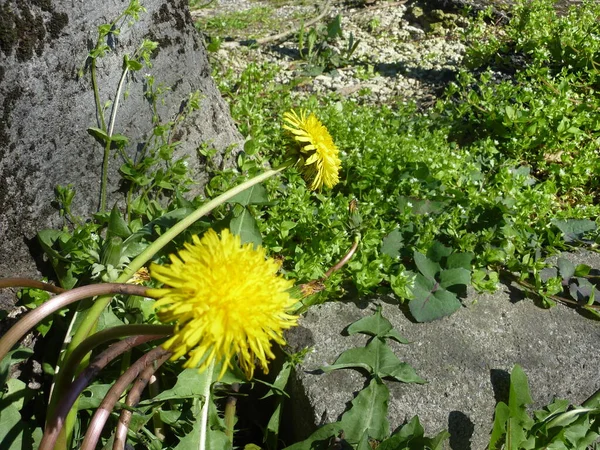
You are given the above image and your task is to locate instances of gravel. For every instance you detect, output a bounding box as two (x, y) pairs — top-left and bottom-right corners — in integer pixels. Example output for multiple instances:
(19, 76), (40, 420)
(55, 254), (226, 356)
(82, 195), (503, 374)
(195, 1), (470, 106)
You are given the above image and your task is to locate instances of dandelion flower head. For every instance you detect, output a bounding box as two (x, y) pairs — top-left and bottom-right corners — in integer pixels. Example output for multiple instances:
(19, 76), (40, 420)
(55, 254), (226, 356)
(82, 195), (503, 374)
(148, 229), (297, 380)
(283, 109), (341, 190)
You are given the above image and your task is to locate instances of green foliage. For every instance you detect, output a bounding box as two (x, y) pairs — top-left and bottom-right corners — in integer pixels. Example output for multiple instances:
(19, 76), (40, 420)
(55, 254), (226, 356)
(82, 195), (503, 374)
(290, 307), (443, 449)
(297, 14), (360, 76)
(489, 364), (600, 449)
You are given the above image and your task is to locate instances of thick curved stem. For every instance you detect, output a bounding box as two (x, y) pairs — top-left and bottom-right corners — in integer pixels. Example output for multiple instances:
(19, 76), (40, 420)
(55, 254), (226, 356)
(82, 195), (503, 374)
(81, 346), (171, 450)
(0, 284), (150, 362)
(40, 335), (168, 450)
(48, 324), (173, 428)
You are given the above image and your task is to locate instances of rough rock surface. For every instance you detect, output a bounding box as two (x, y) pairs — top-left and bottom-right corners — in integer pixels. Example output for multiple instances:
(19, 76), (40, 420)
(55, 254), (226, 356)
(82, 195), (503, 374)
(285, 251), (600, 448)
(0, 0), (243, 309)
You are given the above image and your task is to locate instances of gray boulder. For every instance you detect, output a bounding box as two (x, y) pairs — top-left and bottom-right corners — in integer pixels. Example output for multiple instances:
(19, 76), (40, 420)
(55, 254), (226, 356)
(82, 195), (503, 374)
(286, 251), (600, 449)
(0, 0), (242, 308)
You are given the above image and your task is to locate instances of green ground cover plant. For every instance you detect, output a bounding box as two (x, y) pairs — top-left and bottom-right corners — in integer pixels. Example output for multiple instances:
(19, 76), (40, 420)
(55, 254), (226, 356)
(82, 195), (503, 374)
(1, 0), (599, 449)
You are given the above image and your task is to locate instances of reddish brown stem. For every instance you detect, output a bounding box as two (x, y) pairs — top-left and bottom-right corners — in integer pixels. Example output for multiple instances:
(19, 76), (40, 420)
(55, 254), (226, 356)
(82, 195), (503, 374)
(81, 346), (171, 450)
(39, 335), (166, 450)
(113, 354), (170, 450)
(322, 238), (360, 280)
(0, 277), (66, 294)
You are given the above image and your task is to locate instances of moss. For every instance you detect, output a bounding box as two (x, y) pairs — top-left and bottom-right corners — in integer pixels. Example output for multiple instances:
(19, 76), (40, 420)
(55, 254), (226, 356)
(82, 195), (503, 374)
(47, 11), (68, 39)
(153, 1), (187, 32)
(0, 1), (68, 61)
(0, 3), (17, 56)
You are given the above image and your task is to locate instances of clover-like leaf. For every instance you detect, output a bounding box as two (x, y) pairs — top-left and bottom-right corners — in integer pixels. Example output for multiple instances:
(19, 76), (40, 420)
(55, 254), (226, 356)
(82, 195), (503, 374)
(409, 274), (461, 322)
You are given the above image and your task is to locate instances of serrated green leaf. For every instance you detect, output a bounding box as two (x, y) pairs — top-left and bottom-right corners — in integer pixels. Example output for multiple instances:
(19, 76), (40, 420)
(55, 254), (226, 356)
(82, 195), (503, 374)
(414, 251), (440, 281)
(324, 338), (424, 383)
(338, 378), (389, 443)
(409, 274), (461, 322)
(227, 183), (268, 206)
(230, 207), (262, 247)
(347, 305), (392, 337)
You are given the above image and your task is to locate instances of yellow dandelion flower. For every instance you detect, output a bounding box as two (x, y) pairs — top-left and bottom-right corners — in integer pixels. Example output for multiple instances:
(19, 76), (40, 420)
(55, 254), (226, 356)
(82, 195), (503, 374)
(283, 109), (341, 190)
(147, 229), (297, 380)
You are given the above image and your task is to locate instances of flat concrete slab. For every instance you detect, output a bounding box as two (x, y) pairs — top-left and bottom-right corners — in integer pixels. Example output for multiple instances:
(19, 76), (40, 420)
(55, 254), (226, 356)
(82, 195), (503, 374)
(285, 251), (600, 449)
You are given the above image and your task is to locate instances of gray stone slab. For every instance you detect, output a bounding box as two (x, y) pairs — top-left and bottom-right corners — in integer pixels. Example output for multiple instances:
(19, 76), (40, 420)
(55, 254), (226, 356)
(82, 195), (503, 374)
(286, 251), (600, 449)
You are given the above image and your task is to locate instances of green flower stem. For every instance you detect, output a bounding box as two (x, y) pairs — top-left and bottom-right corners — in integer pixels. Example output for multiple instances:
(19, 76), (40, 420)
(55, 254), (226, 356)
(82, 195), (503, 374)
(224, 383), (240, 442)
(0, 277), (66, 294)
(100, 66), (129, 213)
(0, 283), (149, 362)
(52, 161), (293, 449)
(199, 358), (216, 450)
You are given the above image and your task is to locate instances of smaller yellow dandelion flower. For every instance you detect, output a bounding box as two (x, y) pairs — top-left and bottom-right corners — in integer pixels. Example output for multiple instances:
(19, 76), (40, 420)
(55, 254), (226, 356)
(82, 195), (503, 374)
(283, 109), (341, 190)
(127, 267), (150, 285)
(147, 229), (298, 380)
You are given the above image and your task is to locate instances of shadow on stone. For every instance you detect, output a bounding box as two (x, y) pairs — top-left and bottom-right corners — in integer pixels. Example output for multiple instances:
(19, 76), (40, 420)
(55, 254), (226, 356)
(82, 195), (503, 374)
(448, 410), (474, 450)
(490, 368), (511, 404)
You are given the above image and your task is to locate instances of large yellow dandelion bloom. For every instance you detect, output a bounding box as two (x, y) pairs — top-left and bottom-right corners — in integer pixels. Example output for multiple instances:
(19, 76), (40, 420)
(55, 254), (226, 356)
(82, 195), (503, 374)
(283, 109), (341, 190)
(147, 229), (298, 380)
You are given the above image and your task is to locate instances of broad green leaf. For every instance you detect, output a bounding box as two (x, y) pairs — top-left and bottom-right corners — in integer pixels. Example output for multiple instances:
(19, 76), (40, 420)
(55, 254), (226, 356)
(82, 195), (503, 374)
(439, 267), (470, 289)
(0, 403), (34, 450)
(338, 378), (389, 443)
(227, 183), (268, 206)
(551, 219), (596, 243)
(230, 207), (262, 247)
(446, 252), (473, 270)
(409, 274), (461, 322)
(557, 257), (575, 281)
(324, 338), (425, 383)
(426, 241), (452, 262)
(355, 432), (373, 450)
(414, 251), (440, 281)
(509, 365), (533, 417)
(282, 423), (343, 449)
(79, 384), (112, 410)
(381, 229), (403, 258)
